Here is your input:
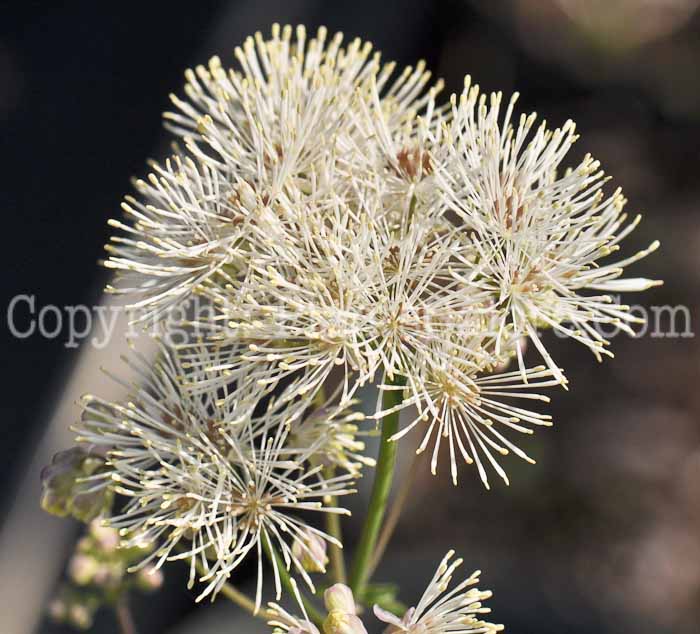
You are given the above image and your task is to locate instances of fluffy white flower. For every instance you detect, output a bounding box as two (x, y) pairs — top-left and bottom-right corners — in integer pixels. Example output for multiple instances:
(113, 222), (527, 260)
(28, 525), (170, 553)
(75, 343), (355, 608)
(360, 218), (488, 383)
(166, 24), (375, 194)
(437, 79), (662, 382)
(344, 62), (446, 216)
(100, 23), (661, 493)
(202, 187), (382, 406)
(203, 181), (487, 414)
(380, 337), (560, 488)
(373, 550), (503, 634)
(104, 156), (248, 322)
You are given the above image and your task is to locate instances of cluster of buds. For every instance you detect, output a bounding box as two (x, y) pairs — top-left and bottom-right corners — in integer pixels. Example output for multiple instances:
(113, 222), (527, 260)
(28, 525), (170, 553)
(48, 589), (98, 631)
(48, 519), (163, 631)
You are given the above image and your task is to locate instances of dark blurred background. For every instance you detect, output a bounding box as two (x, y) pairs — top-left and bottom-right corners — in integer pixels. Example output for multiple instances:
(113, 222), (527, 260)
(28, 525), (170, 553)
(1, 1), (698, 632)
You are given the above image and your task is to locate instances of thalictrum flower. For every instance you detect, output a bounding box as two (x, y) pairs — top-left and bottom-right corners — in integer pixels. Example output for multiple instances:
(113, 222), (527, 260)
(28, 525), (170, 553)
(75, 343), (355, 608)
(373, 550), (503, 634)
(437, 79), (662, 382)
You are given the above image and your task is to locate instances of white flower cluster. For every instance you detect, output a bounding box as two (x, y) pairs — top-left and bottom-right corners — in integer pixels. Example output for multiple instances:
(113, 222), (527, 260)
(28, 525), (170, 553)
(103, 24), (659, 490)
(76, 343), (357, 607)
(75, 23), (660, 622)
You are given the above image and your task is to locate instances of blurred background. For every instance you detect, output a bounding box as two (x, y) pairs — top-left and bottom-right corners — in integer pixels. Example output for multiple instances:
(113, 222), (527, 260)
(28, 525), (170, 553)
(1, 1), (698, 632)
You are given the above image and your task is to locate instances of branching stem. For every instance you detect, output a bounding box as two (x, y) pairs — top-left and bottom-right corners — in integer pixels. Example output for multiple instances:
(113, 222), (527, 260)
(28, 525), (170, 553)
(324, 466), (348, 584)
(367, 449), (423, 578)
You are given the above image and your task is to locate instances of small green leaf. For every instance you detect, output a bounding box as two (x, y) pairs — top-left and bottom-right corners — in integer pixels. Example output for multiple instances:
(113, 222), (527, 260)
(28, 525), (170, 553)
(361, 582), (406, 616)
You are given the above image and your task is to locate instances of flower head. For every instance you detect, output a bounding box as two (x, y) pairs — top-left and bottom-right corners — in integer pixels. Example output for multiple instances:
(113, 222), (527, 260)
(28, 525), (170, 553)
(166, 24), (374, 193)
(75, 342), (355, 609)
(437, 80), (662, 382)
(381, 336), (560, 488)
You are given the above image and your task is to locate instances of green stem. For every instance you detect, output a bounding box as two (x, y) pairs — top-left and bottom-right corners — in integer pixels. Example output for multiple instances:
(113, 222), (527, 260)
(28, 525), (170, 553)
(263, 539), (325, 626)
(324, 466), (347, 584)
(367, 449), (422, 578)
(349, 374), (406, 598)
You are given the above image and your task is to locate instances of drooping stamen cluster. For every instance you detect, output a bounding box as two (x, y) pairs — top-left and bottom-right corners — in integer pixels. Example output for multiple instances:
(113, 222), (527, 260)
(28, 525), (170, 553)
(373, 550), (503, 634)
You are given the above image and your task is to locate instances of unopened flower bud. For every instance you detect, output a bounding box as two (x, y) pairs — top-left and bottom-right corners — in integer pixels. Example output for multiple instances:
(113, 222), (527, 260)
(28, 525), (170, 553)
(40, 448), (86, 517)
(69, 603), (93, 630)
(89, 520), (120, 551)
(323, 583), (356, 615)
(68, 553), (98, 586)
(40, 447), (112, 522)
(137, 564), (165, 591)
(70, 487), (112, 524)
(48, 598), (67, 621)
(91, 564), (110, 587)
(323, 612), (368, 634)
(92, 561), (124, 588)
(292, 530), (328, 573)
